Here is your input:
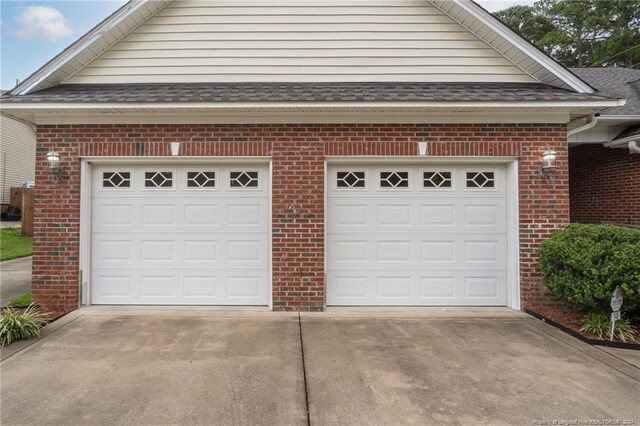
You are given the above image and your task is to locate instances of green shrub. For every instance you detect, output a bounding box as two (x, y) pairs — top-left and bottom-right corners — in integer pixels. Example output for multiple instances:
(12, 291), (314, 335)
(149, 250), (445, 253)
(578, 312), (637, 342)
(0, 305), (48, 347)
(540, 224), (640, 313)
(7, 292), (32, 307)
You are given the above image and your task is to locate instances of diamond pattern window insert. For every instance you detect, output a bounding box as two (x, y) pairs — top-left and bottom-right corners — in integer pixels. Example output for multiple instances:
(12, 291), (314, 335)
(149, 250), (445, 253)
(102, 172), (130, 188)
(380, 171), (409, 188)
(466, 172), (495, 188)
(337, 171), (365, 188)
(230, 171), (259, 188)
(144, 171), (173, 188)
(187, 171), (215, 188)
(423, 171), (452, 188)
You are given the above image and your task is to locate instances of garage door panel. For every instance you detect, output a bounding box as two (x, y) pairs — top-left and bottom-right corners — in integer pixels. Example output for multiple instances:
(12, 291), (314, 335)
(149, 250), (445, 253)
(328, 202), (369, 227)
(463, 201), (506, 229)
(93, 203), (134, 227)
(91, 163), (269, 306)
(93, 233), (268, 269)
(329, 199), (506, 234)
(377, 240), (413, 263)
(92, 269), (269, 305)
(225, 201), (268, 229)
(93, 239), (135, 264)
(141, 203), (176, 226)
(328, 270), (506, 306)
(329, 234), (506, 269)
(183, 204), (219, 227)
(328, 163), (508, 307)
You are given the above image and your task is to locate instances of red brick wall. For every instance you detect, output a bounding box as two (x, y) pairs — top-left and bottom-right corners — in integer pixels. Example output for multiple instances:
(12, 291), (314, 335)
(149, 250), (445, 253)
(34, 123), (568, 313)
(569, 144), (640, 226)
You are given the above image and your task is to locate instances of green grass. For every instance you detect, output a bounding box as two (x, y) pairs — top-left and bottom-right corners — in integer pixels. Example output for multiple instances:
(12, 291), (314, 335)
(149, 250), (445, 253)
(8, 292), (32, 307)
(0, 228), (33, 261)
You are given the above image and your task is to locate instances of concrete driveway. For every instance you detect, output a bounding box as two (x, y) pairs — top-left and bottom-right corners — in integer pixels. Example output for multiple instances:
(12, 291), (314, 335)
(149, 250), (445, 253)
(0, 256), (32, 306)
(1, 308), (639, 425)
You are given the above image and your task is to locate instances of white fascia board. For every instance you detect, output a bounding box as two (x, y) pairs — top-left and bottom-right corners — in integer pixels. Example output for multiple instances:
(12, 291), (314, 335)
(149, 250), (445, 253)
(0, 100), (623, 110)
(29, 112), (570, 125)
(453, 0), (595, 94)
(13, 0), (171, 95)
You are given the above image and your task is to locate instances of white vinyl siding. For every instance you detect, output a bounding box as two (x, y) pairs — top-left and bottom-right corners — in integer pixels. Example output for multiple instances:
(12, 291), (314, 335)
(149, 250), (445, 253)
(0, 116), (36, 204)
(66, 0), (535, 84)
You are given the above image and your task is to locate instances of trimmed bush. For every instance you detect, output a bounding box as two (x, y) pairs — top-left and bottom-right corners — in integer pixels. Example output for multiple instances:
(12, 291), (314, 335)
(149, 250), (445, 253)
(540, 224), (640, 313)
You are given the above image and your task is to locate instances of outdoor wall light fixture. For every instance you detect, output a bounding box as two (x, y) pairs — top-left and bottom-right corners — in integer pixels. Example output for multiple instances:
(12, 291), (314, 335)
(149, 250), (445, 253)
(534, 148), (557, 180)
(46, 149), (64, 178)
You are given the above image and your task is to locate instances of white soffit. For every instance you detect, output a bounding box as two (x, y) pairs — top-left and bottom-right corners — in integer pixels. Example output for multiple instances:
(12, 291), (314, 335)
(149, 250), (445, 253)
(428, 0), (594, 93)
(10, 0), (173, 95)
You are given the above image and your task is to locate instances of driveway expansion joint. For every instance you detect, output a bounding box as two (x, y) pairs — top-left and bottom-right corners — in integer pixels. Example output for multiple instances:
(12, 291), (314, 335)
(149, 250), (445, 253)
(298, 312), (311, 426)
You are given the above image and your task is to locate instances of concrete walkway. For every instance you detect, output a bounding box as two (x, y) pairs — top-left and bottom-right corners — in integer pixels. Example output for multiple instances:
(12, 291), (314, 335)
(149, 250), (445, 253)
(1, 308), (639, 425)
(0, 256), (32, 306)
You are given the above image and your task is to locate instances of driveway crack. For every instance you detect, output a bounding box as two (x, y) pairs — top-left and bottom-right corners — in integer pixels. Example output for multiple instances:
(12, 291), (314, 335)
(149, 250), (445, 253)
(298, 312), (311, 426)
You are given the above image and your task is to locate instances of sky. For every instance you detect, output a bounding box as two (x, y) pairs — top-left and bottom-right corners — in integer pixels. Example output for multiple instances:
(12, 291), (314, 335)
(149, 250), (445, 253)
(0, 0), (536, 91)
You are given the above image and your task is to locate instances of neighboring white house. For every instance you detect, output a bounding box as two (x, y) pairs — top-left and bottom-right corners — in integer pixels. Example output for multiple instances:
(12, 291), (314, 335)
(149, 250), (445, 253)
(0, 113), (36, 205)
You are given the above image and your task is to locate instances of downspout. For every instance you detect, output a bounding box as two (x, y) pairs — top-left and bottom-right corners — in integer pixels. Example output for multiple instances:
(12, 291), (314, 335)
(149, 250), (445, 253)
(567, 113), (598, 136)
(629, 141), (640, 154)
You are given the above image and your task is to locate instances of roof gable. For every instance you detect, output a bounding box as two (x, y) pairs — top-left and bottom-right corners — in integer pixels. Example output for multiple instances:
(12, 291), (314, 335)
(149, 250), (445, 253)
(64, 0), (535, 85)
(10, 0), (594, 95)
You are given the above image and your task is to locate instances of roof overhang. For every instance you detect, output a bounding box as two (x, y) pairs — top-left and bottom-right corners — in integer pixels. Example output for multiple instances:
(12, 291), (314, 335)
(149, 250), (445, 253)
(0, 99), (624, 125)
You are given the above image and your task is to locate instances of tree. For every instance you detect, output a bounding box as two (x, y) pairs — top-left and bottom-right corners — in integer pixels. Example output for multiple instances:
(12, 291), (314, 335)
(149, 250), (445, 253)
(592, 0), (640, 67)
(494, 5), (555, 55)
(493, 0), (640, 68)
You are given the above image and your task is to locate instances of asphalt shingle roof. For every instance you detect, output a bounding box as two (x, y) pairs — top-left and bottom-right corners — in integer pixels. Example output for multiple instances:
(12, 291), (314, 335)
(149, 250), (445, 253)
(570, 68), (640, 116)
(0, 82), (609, 104)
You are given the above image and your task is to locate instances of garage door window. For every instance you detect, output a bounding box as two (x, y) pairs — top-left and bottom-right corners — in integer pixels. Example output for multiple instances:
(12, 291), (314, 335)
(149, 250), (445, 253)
(144, 171), (173, 188)
(336, 171), (365, 188)
(230, 171), (259, 188)
(423, 171), (452, 189)
(380, 171), (409, 188)
(466, 171), (495, 189)
(187, 171), (216, 188)
(102, 172), (131, 188)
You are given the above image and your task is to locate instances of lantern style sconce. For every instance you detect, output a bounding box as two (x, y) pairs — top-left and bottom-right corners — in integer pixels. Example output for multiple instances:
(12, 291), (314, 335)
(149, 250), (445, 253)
(534, 148), (557, 180)
(46, 149), (64, 178)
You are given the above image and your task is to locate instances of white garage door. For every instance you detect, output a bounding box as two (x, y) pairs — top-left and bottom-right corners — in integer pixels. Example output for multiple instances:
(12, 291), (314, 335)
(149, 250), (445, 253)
(327, 164), (508, 306)
(91, 163), (269, 305)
